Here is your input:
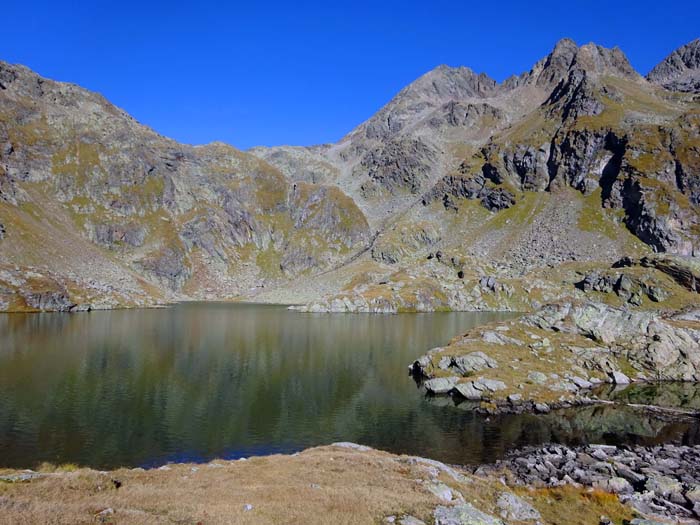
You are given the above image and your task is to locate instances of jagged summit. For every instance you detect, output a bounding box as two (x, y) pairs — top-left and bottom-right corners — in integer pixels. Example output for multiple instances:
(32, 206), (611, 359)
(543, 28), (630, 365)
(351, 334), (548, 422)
(523, 38), (641, 89)
(648, 38), (700, 93)
(530, 37), (580, 87)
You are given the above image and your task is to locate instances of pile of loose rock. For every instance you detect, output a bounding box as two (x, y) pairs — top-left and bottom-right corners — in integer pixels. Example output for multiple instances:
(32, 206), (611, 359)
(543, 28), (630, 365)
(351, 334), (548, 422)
(480, 443), (700, 522)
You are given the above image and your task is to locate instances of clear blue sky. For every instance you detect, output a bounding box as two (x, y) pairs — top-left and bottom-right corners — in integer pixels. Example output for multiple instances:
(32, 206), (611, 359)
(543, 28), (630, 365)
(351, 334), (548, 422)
(3, 1), (698, 149)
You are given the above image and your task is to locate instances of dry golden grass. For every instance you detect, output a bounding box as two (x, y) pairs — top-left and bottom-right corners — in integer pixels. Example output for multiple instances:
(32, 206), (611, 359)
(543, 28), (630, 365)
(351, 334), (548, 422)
(0, 444), (644, 525)
(520, 485), (634, 525)
(0, 446), (441, 525)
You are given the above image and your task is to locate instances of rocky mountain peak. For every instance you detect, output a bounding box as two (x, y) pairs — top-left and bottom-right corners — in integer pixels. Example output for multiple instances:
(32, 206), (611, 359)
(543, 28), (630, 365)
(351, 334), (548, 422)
(571, 43), (640, 79)
(525, 38), (579, 88)
(647, 38), (700, 93)
(400, 65), (498, 102)
(524, 39), (640, 90)
(349, 65), (499, 143)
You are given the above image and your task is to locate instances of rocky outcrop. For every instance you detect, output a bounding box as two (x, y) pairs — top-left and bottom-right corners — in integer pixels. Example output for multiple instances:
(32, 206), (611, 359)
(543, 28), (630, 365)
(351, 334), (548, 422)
(92, 223), (147, 248)
(20, 289), (75, 312)
(648, 38), (700, 93)
(358, 65), (499, 143)
(428, 101), (505, 130)
(358, 138), (438, 196)
(410, 300), (700, 411)
(525, 301), (700, 381)
(576, 270), (670, 305)
(634, 254), (700, 292)
(371, 222), (440, 264)
(422, 173), (515, 212)
(247, 145), (338, 184)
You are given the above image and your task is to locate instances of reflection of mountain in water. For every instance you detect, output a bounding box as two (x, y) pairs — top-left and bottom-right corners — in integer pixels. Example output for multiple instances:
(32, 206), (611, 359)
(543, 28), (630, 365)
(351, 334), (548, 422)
(596, 382), (700, 411)
(0, 304), (697, 469)
(422, 399), (700, 464)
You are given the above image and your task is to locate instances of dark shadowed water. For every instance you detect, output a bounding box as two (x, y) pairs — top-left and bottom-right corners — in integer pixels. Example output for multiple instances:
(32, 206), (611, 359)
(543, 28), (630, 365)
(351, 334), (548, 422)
(0, 303), (698, 469)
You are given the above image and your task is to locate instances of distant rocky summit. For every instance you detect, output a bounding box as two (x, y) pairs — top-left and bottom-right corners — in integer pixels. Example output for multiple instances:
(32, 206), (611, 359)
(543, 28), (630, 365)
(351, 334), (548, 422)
(1, 37), (700, 312)
(647, 38), (700, 93)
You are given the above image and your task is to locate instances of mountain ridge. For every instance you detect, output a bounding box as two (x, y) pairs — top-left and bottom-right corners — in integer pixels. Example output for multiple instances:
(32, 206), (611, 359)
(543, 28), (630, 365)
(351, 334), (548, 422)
(1, 37), (699, 312)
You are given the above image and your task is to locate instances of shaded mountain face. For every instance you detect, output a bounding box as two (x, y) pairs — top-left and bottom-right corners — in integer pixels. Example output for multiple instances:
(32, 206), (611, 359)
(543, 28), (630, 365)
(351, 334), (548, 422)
(1, 37), (699, 311)
(647, 38), (700, 93)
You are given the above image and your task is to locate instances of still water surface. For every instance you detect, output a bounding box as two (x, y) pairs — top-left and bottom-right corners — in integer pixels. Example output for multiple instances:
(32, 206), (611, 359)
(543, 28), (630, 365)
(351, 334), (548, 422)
(0, 303), (697, 469)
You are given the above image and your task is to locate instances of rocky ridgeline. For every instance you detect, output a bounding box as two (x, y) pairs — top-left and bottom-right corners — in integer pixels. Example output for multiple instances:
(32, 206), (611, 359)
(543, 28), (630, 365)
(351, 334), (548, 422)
(258, 37), (700, 273)
(0, 59), (372, 311)
(1, 37), (699, 311)
(481, 443), (700, 523)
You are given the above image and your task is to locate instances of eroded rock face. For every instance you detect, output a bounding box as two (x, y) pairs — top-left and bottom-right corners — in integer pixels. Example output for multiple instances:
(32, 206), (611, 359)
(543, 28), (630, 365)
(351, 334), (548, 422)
(92, 223), (147, 248)
(422, 173), (515, 212)
(575, 270), (670, 305)
(525, 301), (700, 381)
(480, 104), (700, 256)
(430, 101), (505, 130)
(648, 38), (700, 93)
(359, 138), (438, 196)
(21, 289), (75, 312)
(635, 254), (700, 292)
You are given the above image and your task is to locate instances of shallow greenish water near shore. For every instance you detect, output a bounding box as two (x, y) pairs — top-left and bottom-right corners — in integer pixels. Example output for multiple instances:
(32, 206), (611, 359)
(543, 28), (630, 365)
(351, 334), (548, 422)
(0, 303), (698, 469)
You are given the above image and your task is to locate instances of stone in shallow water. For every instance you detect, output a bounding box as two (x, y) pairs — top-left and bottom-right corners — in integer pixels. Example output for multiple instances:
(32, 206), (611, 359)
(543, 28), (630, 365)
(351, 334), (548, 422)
(609, 371), (631, 384)
(453, 382), (482, 400)
(571, 376), (593, 389)
(434, 503), (503, 525)
(496, 492), (541, 521)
